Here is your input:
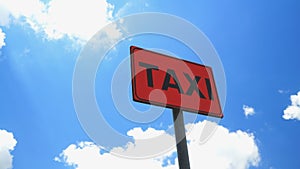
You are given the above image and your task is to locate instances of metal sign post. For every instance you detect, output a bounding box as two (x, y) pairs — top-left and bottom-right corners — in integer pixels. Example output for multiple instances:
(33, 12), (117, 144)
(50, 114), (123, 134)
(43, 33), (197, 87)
(173, 108), (190, 169)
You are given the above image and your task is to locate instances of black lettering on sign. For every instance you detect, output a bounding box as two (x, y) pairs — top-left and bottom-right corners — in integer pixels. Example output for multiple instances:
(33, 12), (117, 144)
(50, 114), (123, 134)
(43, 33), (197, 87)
(139, 62), (158, 87)
(184, 73), (206, 99)
(138, 61), (214, 100)
(205, 78), (214, 100)
(162, 69), (184, 94)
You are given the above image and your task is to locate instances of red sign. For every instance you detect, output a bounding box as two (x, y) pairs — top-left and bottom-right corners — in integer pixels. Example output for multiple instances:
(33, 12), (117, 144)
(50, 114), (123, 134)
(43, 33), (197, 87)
(130, 46), (223, 118)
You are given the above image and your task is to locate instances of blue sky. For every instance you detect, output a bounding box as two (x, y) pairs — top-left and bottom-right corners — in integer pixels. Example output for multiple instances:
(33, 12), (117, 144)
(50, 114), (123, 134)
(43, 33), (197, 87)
(1, 0), (300, 169)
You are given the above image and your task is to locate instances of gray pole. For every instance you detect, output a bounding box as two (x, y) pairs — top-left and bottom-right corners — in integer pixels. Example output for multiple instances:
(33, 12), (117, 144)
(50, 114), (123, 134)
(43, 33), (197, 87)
(172, 108), (191, 169)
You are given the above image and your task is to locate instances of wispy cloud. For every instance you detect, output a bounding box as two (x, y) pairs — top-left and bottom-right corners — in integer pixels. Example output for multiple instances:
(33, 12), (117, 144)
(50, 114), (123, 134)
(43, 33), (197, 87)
(282, 91), (300, 120)
(278, 89), (289, 94)
(115, 1), (150, 18)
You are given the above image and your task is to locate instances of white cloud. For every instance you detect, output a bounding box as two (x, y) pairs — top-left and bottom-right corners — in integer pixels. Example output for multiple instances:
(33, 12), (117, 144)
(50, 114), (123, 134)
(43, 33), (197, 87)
(186, 121), (260, 169)
(0, 0), (118, 42)
(282, 91), (300, 120)
(243, 105), (255, 117)
(111, 127), (175, 158)
(56, 121), (260, 169)
(127, 127), (165, 140)
(0, 129), (17, 169)
(55, 141), (175, 169)
(0, 28), (5, 49)
(0, 0), (45, 26)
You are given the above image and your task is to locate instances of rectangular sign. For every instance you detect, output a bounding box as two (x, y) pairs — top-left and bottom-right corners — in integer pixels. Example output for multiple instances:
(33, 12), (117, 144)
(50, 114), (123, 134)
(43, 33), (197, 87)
(130, 46), (223, 118)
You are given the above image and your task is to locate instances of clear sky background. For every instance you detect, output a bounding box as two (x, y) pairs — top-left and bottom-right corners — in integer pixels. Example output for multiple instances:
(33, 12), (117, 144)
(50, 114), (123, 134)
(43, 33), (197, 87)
(1, 0), (300, 169)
